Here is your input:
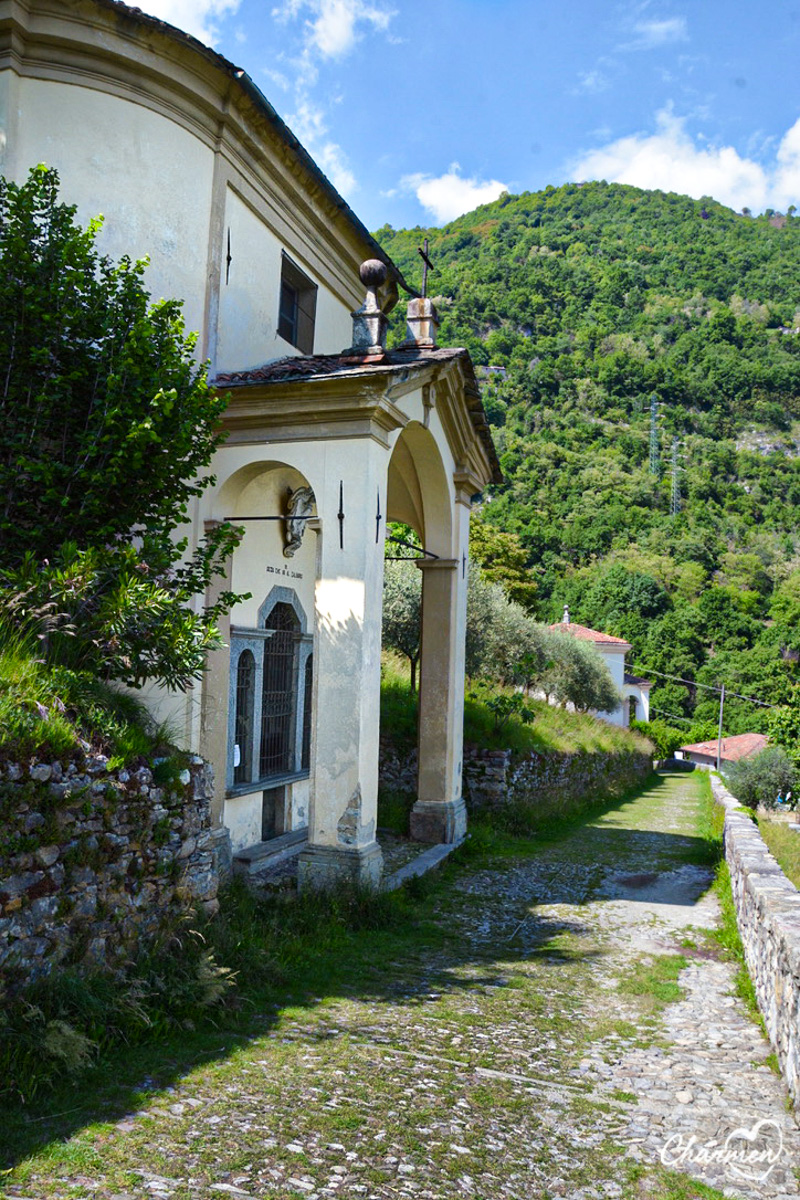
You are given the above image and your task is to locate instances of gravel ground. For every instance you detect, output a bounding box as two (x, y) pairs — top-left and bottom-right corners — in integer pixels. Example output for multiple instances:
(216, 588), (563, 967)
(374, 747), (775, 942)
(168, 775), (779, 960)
(5, 772), (797, 1200)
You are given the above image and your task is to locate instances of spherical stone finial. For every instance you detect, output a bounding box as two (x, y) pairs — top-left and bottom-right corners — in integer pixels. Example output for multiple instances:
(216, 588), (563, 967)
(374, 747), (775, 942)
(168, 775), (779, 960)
(360, 258), (388, 288)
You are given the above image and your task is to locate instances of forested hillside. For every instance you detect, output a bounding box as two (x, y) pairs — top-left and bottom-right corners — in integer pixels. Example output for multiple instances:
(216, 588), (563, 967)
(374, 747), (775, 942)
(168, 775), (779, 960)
(376, 182), (800, 735)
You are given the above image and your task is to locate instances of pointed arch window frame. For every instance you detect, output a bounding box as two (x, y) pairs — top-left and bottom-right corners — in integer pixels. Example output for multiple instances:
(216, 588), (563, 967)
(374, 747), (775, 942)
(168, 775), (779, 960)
(227, 587), (314, 796)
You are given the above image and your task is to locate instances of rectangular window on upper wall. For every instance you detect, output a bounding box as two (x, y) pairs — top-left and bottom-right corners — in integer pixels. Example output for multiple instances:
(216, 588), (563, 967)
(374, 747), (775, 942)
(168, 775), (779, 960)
(277, 252), (317, 354)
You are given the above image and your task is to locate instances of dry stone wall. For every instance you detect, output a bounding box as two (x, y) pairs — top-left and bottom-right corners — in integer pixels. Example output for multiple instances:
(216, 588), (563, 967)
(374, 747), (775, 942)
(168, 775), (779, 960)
(0, 753), (230, 989)
(713, 775), (800, 1102)
(379, 735), (653, 820)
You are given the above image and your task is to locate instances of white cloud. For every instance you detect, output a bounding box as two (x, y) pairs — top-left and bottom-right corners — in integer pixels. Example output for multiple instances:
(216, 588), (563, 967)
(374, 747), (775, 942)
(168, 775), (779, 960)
(137, 0), (240, 45)
(316, 142), (357, 195)
(572, 108), (776, 212)
(621, 16), (688, 50)
(402, 165), (509, 225)
(289, 99), (357, 196)
(269, 0), (395, 197)
(272, 0), (394, 59)
(575, 67), (610, 95)
(773, 119), (800, 210)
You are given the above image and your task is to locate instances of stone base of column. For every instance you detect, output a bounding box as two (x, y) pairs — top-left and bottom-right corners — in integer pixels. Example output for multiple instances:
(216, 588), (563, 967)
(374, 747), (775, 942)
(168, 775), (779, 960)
(409, 797), (467, 844)
(297, 841), (384, 891)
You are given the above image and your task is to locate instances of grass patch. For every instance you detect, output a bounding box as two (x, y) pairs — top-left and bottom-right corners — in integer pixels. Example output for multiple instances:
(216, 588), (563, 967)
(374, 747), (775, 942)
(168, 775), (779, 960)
(757, 814), (800, 889)
(379, 649), (652, 758)
(0, 618), (176, 767)
(0, 875), (442, 1114)
(710, 859), (765, 1033)
(705, 780), (765, 1031)
(617, 954), (688, 1010)
(377, 786), (414, 834)
(695, 768), (725, 861)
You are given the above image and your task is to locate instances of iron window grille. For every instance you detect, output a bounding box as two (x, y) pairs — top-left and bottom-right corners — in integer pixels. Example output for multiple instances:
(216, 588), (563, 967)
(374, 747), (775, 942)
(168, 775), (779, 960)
(233, 649), (256, 785)
(301, 654), (313, 770)
(228, 593), (313, 795)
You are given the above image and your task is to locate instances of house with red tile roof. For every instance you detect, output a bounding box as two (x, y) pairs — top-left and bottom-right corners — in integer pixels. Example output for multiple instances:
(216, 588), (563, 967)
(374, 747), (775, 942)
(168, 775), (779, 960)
(678, 732), (769, 772)
(549, 607), (652, 728)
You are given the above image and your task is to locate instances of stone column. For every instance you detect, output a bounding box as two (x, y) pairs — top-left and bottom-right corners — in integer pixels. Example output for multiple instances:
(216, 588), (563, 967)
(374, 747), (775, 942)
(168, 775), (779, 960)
(199, 519), (233, 832)
(298, 443), (386, 889)
(410, 552), (469, 843)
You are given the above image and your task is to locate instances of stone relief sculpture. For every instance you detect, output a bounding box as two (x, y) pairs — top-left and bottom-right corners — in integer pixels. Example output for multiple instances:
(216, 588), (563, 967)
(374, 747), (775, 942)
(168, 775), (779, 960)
(284, 486), (316, 558)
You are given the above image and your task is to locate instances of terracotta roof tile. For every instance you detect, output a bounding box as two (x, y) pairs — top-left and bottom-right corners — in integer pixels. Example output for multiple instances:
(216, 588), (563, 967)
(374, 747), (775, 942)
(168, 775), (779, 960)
(549, 621), (632, 648)
(215, 346), (471, 386)
(680, 732), (768, 762)
(624, 672), (652, 687)
(213, 347), (502, 484)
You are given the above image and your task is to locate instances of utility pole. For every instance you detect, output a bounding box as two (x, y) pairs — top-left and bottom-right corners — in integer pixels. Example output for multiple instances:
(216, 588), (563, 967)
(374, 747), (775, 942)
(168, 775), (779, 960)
(671, 436), (682, 515)
(716, 683), (726, 772)
(649, 393), (660, 477)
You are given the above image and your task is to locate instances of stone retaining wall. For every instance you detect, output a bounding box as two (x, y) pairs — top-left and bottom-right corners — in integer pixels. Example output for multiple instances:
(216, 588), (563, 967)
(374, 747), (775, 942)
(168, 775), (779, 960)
(712, 775), (800, 1102)
(379, 735), (653, 820)
(0, 753), (231, 988)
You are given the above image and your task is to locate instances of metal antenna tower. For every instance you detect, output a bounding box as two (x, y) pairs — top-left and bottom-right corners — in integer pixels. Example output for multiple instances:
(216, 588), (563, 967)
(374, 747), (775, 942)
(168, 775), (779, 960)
(671, 436), (682, 515)
(649, 393), (660, 476)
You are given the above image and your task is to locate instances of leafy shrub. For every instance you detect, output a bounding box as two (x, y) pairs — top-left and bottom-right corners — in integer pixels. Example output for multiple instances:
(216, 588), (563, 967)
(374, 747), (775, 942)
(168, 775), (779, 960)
(631, 718), (685, 758)
(0, 919), (236, 1103)
(0, 166), (243, 690)
(727, 746), (796, 810)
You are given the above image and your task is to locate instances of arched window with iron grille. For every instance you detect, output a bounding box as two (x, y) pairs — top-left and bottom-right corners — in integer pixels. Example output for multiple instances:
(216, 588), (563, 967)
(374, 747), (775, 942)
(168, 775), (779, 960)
(259, 602), (300, 778)
(301, 653), (313, 770)
(233, 649), (256, 784)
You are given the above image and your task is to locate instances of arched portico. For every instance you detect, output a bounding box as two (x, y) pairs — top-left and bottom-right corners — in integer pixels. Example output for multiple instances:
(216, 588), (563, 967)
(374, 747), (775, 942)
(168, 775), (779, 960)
(206, 342), (500, 889)
(387, 423), (471, 843)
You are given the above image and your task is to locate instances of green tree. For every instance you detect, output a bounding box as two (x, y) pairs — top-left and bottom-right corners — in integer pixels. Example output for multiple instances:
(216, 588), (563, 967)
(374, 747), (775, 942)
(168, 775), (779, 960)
(382, 560), (422, 690)
(727, 747), (796, 810)
(0, 166), (240, 688)
(544, 634), (620, 713)
(0, 166), (229, 565)
(469, 513), (538, 613)
(766, 687), (800, 767)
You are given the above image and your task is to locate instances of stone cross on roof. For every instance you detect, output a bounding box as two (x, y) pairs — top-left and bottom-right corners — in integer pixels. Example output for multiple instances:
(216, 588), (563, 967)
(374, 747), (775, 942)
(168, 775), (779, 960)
(418, 238), (434, 299)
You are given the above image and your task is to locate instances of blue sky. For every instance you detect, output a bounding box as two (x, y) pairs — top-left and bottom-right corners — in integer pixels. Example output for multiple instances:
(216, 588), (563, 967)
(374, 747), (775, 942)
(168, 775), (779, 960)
(141, 0), (800, 230)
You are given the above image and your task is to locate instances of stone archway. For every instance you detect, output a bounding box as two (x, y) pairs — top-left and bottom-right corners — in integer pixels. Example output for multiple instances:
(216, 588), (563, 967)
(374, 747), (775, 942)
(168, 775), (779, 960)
(387, 423), (469, 844)
(202, 459), (319, 853)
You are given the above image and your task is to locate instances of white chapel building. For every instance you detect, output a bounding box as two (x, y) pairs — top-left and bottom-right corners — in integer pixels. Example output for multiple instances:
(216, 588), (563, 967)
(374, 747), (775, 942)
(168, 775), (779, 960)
(549, 607), (651, 728)
(1, 0), (501, 887)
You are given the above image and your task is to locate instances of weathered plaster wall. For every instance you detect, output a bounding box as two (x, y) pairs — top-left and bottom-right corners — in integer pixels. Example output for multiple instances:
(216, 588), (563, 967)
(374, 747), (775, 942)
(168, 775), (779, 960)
(713, 775), (800, 1102)
(0, 754), (230, 988)
(1, 1), (373, 381)
(595, 646), (627, 728)
(8, 77), (215, 343)
(217, 188), (352, 372)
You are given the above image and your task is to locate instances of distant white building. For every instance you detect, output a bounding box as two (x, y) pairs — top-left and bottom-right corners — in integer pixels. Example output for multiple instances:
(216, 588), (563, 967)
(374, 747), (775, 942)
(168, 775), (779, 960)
(549, 607), (651, 728)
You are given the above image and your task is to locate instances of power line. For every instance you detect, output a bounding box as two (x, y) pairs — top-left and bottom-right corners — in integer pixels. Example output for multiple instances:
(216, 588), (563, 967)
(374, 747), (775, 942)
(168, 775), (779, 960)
(637, 664), (778, 709)
(650, 707), (695, 724)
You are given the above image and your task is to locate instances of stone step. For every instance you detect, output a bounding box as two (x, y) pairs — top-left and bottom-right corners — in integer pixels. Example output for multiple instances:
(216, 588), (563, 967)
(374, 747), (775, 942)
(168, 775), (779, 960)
(232, 828), (307, 875)
(383, 839), (464, 891)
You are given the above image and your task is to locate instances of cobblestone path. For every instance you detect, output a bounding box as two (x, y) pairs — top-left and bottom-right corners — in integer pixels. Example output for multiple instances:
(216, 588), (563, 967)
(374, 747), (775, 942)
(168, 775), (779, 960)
(6, 772), (799, 1200)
